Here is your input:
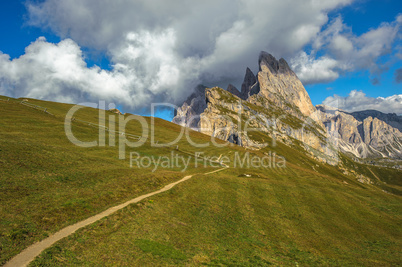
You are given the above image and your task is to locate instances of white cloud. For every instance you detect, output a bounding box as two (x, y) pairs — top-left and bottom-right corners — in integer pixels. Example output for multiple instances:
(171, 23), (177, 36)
(290, 51), (343, 84)
(15, 0), (354, 110)
(291, 15), (402, 84)
(323, 90), (402, 114)
(3, 0), (399, 112)
(0, 37), (147, 107)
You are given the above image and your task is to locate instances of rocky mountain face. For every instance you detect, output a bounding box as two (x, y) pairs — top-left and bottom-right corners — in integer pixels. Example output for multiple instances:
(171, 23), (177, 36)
(173, 52), (337, 163)
(317, 105), (402, 159)
(172, 51), (402, 161)
(197, 86), (335, 162)
(254, 52), (318, 119)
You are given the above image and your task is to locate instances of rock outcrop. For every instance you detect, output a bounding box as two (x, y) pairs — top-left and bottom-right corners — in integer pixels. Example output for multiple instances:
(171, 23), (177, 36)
(109, 108), (122, 115)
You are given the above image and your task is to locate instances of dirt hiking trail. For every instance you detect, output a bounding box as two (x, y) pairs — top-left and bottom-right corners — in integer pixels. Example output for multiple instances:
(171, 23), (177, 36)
(5, 168), (226, 267)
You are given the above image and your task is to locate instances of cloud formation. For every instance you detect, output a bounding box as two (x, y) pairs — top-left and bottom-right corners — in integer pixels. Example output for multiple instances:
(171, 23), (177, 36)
(0, 38), (137, 105)
(0, 0), (400, 112)
(323, 90), (402, 114)
(395, 68), (402, 83)
(291, 15), (402, 84)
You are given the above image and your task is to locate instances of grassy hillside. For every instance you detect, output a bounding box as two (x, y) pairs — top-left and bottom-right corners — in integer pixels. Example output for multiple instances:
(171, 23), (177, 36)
(31, 167), (401, 266)
(0, 95), (401, 265)
(0, 96), (242, 264)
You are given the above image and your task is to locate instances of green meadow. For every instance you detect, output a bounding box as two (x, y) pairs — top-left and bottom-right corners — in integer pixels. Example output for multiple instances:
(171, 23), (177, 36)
(32, 168), (401, 266)
(0, 96), (400, 266)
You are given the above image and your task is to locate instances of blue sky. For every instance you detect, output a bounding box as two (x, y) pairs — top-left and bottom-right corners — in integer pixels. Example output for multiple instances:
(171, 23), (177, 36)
(306, 0), (402, 105)
(0, 0), (401, 120)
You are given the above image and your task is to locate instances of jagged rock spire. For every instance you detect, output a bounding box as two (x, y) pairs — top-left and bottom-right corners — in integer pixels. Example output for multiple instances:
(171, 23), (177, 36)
(227, 84), (241, 98)
(240, 67), (258, 100)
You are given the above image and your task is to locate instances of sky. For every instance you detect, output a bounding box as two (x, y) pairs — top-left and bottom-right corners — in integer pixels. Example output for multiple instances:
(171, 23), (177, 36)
(0, 0), (401, 120)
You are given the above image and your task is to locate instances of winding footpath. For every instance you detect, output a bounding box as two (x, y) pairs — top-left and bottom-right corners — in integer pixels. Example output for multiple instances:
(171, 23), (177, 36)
(5, 168), (227, 267)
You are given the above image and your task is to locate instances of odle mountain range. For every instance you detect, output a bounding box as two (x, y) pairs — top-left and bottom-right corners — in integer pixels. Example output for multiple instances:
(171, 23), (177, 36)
(173, 52), (402, 161)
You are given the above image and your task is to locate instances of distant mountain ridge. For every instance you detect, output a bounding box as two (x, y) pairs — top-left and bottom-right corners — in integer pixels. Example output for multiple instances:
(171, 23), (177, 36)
(348, 110), (402, 132)
(316, 105), (402, 159)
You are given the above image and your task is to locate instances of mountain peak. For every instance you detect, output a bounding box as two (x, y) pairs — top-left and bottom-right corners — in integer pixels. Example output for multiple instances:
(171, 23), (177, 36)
(258, 51), (293, 75)
(256, 51), (316, 118)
